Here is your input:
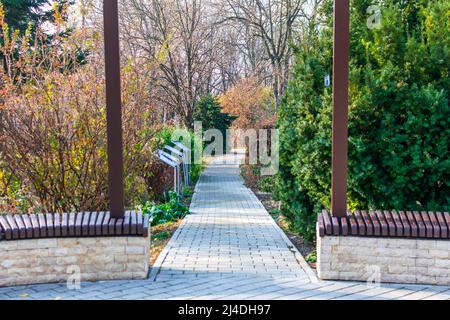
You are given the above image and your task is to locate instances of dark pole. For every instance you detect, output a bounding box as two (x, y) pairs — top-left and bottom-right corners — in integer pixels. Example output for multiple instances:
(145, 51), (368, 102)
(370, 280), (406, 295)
(103, 0), (124, 218)
(331, 0), (350, 218)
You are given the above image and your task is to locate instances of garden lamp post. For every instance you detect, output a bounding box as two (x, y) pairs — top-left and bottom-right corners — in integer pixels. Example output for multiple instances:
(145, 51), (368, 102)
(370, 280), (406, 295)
(331, 0), (350, 218)
(103, 0), (124, 218)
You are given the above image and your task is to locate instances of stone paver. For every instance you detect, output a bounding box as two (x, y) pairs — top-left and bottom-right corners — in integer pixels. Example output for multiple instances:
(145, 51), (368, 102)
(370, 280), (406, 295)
(0, 151), (449, 300)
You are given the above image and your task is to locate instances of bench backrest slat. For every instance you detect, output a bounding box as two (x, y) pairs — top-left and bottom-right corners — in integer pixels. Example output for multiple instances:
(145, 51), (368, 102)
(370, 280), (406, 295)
(0, 211), (149, 241)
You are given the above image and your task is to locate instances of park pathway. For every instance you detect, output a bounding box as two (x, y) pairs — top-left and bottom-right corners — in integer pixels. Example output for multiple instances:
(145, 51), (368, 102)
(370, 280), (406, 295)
(0, 151), (449, 300)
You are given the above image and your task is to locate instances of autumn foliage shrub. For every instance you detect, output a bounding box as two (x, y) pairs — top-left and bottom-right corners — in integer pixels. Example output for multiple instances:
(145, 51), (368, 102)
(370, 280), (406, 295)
(220, 76), (275, 130)
(221, 76), (276, 188)
(0, 5), (166, 213)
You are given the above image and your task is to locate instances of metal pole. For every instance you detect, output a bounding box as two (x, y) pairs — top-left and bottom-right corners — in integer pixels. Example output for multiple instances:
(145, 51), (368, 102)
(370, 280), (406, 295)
(331, 0), (350, 218)
(174, 167), (178, 194)
(103, 0), (124, 218)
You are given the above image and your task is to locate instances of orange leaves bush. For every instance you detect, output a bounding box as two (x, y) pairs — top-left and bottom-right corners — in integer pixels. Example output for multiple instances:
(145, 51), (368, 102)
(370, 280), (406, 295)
(220, 76), (275, 130)
(0, 9), (164, 213)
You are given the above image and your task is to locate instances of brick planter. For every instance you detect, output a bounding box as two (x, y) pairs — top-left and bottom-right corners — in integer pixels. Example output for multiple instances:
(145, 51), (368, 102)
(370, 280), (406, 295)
(317, 210), (450, 285)
(0, 211), (150, 287)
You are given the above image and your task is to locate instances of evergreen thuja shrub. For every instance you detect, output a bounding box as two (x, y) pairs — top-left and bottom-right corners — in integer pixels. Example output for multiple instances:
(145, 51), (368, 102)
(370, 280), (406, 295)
(276, 48), (333, 241)
(276, 0), (449, 241)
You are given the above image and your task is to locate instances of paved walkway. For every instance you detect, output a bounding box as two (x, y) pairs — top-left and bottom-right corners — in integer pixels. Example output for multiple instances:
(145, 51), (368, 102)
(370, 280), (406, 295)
(0, 152), (449, 300)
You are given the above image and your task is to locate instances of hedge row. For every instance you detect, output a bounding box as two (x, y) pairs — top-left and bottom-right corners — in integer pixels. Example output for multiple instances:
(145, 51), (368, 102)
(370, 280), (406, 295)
(276, 0), (450, 241)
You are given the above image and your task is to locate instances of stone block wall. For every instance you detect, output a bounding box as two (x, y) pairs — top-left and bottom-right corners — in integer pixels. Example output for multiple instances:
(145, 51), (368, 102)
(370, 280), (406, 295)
(0, 235), (150, 287)
(317, 231), (450, 285)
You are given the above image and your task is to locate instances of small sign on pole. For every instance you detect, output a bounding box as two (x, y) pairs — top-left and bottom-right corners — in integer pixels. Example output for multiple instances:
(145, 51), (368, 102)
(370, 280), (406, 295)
(324, 74), (331, 87)
(165, 145), (189, 186)
(156, 149), (181, 193)
(172, 141), (190, 152)
(157, 151), (177, 167)
(156, 141), (191, 194)
(172, 141), (191, 186)
(164, 145), (184, 158)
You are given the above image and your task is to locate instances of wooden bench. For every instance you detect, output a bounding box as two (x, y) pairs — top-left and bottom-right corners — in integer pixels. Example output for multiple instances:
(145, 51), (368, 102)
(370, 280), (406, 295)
(0, 211), (149, 240)
(318, 209), (450, 239)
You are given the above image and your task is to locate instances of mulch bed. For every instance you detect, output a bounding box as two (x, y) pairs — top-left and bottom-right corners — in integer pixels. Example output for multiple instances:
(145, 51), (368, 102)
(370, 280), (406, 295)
(150, 220), (182, 266)
(149, 186), (193, 266)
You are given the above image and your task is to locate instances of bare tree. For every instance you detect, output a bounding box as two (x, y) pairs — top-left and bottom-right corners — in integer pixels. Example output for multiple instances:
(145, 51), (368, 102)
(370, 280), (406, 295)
(215, 0), (308, 109)
(218, 19), (269, 86)
(120, 0), (218, 127)
(91, 0), (314, 119)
